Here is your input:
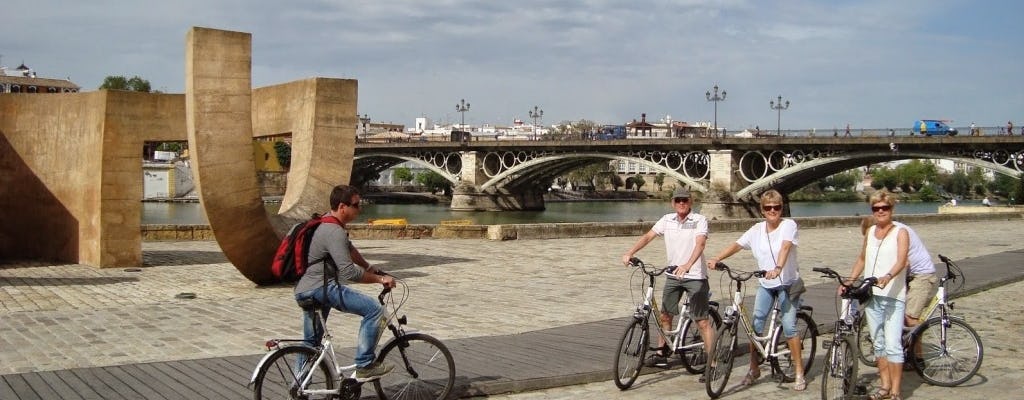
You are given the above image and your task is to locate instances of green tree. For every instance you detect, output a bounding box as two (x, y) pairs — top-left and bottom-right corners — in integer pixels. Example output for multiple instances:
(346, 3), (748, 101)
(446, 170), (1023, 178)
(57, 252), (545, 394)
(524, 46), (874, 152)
(393, 167), (414, 184)
(99, 75), (153, 92)
(611, 174), (625, 191)
(415, 171), (452, 195)
(273, 141), (291, 169)
(654, 173), (666, 191)
(1015, 173), (1024, 204)
(568, 161), (613, 189)
(946, 170), (971, 197)
(553, 119), (600, 140)
(918, 184), (940, 202)
(632, 174), (646, 191)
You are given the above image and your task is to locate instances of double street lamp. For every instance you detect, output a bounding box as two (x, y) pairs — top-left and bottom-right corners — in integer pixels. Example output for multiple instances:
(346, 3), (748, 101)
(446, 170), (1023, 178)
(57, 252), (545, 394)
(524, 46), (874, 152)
(769, 95), (790, 136)
(705, 84), (726, 136)
(358, 114), (370, 141)
(455, 99), (471, 134)
(529, 106), (543, 141)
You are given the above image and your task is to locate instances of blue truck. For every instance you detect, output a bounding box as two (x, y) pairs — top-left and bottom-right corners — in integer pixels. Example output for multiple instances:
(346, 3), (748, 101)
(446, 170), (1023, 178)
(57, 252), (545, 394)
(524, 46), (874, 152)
(912, 120), (958, 136)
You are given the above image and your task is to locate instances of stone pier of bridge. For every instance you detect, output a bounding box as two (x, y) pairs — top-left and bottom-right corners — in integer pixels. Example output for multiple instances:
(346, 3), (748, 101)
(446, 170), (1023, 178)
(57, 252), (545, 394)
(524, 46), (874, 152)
(449, 151), (546, 211)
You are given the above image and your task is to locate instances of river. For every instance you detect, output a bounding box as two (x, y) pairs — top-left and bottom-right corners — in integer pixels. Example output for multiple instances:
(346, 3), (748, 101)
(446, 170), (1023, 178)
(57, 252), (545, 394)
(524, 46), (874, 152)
(141, 200), (965, 225)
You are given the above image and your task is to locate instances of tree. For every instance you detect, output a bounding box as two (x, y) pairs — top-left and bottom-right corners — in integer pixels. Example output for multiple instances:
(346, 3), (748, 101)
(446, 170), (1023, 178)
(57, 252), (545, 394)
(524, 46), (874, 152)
(654, 173), (666, 191)
(273, 141), (291, 169)
(611, 174), (625, 191)
(99, 75), (153, 92)
(568, 161), (613, 189)
(1015, 173), (1024, 204)
(415, 171), (452, 195)
(632, 174), (646, 191)
(393, 167), (414, 184)
(552, 119), (600, 140)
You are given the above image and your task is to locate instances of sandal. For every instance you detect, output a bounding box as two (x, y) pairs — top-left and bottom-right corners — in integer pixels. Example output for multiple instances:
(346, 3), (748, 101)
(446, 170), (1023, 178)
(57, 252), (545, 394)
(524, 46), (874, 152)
(868, 388), (891, 400)
(740, 369), (760, 386)
(889, 393), (903, 400)
(793, 376), (807, 391)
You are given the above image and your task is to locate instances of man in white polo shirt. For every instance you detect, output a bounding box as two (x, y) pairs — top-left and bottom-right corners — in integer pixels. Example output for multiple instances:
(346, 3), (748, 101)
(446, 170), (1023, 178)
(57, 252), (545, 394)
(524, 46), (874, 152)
(622, 186), (712, 368)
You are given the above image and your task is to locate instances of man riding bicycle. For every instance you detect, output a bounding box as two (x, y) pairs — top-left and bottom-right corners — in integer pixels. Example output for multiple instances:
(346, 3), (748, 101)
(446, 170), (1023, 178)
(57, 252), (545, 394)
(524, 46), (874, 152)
(294, 184), (397, 382)
(622, 187), (714, 370)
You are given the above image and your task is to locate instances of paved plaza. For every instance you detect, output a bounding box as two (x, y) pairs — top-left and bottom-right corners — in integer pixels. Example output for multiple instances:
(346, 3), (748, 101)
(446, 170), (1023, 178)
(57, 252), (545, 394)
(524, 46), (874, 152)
(1, 217), (1023, 399)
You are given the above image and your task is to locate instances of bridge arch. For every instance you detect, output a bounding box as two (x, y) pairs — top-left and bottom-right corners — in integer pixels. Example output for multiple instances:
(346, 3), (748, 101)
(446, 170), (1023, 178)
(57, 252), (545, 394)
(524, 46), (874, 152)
(354, 152), (462, 185)
(736, 150), (1023, 200)
(477, 152), (709, 193)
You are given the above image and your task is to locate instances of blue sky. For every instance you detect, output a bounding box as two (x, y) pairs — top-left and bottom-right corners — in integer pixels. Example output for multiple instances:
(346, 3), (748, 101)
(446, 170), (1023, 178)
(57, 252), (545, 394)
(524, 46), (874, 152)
(3, 0), (1021, 131)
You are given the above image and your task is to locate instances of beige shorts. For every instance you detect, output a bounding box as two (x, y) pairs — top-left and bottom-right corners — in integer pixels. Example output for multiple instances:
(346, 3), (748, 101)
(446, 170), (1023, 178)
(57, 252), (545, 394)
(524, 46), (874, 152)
(905, 273), (939, 319)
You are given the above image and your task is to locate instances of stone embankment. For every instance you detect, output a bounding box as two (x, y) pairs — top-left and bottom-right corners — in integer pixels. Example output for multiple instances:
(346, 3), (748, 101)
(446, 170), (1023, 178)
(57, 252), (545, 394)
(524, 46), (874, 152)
(142, 211), (1023, 241)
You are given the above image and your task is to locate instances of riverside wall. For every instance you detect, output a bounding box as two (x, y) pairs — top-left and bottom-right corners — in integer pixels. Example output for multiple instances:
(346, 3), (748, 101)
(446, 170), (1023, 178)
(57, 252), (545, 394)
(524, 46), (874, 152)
(141, 210), (1023, 241)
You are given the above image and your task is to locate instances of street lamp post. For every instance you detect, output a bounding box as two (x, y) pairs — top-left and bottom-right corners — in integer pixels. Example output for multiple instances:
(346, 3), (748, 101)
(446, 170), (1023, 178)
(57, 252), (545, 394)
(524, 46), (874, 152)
(705, 84), (726, 137)
(455, 99), (470, 140)
(665, 114), (673, 138)
(769, 95), (790, 136)
(529, 106), (543, 141)
(358, 114), (370, 141)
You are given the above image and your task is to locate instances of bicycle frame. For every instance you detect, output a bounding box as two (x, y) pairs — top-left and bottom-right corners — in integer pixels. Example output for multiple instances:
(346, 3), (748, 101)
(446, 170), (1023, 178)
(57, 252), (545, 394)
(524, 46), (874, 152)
(632, 263), (712, 355)
(720, 270), (789, 363)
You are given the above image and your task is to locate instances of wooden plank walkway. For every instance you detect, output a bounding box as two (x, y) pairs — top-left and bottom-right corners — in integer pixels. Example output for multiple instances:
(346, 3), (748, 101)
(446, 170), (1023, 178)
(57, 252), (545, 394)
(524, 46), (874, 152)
(3, 250), (1021, 399)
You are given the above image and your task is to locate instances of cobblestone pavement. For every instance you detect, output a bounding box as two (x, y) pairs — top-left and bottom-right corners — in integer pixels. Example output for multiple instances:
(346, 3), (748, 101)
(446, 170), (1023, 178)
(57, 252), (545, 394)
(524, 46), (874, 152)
(484, 278), (1024, 399)
(1, 218), (1022, 388)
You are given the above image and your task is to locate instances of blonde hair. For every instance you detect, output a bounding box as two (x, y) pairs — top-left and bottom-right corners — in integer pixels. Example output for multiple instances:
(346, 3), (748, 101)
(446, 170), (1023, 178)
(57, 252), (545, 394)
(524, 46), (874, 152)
(760, 189), (783, 206)
(867, 190), (897, 208)
(860, 216), (875, 235)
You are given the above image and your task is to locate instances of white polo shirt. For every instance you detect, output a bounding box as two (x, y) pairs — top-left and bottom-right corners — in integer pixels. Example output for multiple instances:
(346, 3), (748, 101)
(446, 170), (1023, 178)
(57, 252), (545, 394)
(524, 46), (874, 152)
(651, 212), (709, 280)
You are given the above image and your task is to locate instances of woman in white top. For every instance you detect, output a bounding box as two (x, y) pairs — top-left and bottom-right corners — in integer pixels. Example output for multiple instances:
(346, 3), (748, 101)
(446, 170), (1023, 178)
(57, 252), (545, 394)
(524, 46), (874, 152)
(847, 191), (909, 400)
(707, 190), (806, 391)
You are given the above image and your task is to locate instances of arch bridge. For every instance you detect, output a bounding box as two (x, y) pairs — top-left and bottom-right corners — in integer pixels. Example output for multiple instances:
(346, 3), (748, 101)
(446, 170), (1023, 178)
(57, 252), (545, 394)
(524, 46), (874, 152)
(354, 136), (1024, 217)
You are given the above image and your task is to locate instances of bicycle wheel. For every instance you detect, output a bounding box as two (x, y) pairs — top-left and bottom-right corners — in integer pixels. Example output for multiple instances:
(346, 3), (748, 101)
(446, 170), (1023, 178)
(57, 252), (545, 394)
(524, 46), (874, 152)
(253, 346), (335, 400)
(821, 335), (859, 400)
(704, 323), (737, 399)
(373, 333), (456, 400)
(769, 312), (817, 382)
(613, 317), (649, 390)
(679, 308), (722, 374)
(912, 318), (984, 387)
(856, 316), (877, 367)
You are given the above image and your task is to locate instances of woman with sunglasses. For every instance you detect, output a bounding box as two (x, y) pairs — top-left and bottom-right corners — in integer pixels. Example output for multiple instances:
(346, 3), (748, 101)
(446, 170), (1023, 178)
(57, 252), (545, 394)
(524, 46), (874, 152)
(706, 189), (807, 391)
(846, 191), (909, 400)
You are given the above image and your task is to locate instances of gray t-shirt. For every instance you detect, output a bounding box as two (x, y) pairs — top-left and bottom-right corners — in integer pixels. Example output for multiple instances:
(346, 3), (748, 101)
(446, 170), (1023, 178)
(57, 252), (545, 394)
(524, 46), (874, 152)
(293, 222), (364, 294)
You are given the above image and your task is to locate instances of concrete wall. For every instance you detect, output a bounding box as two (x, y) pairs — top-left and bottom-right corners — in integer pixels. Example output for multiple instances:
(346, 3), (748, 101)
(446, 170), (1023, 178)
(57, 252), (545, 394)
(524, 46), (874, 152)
(1, 91), (186, 266)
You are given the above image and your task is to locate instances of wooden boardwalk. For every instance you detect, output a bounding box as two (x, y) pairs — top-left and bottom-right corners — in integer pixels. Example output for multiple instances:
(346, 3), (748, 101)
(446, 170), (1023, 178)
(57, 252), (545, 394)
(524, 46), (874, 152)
(3, 250), (1021, 399)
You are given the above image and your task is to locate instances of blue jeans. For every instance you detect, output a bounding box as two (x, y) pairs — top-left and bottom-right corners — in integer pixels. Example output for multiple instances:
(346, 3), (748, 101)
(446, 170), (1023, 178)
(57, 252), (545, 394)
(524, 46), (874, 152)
(864, 296), (905, 363)
(752, 285), (799, 338)
(295, 281), (385, 368)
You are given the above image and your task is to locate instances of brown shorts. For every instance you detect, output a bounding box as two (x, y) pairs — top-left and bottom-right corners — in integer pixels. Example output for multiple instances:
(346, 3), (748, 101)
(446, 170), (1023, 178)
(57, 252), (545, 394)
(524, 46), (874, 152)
(905, 273), (939, 319)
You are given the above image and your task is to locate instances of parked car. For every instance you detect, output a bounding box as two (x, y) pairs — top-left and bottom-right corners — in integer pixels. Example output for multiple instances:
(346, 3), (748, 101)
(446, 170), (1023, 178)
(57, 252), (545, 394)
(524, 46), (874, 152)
(912, 120), (958, 136)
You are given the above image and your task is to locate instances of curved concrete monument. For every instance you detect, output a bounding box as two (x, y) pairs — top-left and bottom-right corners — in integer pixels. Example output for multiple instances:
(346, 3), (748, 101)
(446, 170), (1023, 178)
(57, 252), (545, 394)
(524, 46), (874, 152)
(0, 27), (356, 285)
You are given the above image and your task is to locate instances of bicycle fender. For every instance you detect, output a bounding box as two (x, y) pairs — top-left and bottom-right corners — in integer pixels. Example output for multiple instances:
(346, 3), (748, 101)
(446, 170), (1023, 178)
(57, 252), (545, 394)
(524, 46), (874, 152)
(249, 344), (317, 386)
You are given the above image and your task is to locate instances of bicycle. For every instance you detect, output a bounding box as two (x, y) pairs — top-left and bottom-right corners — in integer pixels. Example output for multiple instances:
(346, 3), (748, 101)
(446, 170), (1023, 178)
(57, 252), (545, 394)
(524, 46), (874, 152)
(855, 254), (984, 387)
(704, 262), (818, 399)
(250, 278), (456, 400)
(814, 266), (877, 400)
(613, 257), (722, 390)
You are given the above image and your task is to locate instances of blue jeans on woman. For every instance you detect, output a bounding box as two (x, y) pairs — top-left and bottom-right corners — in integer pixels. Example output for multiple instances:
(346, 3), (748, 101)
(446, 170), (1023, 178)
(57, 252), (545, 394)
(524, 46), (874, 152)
(864, 296), (906, 363)
(752, 285), (799, 338)
(295, 281), (385, 368)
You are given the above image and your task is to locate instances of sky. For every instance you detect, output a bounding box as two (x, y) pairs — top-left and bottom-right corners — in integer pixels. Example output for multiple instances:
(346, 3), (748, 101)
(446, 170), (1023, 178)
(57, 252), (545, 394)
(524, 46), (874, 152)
(3, 0), (1022, 131)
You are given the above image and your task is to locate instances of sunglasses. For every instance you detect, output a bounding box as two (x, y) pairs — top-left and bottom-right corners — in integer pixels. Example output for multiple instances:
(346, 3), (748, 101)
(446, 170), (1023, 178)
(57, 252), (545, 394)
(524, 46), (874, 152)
(673, 197), (691, 203)
(871, 205), (892, 212)
(762, 204), (782, 212)
(345, 201), (361, 209)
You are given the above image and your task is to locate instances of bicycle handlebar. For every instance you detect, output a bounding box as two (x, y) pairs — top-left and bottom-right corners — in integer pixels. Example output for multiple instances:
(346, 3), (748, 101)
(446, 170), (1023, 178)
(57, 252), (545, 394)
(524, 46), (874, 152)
(714, 261), (766, 281)
(627, 257), (669, 276)
(813, 266), (878, 290)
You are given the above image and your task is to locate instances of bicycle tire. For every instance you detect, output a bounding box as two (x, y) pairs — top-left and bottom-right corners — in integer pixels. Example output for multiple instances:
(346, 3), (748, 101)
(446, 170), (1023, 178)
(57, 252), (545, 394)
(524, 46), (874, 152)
(769, 312), (817, 382)
(253, 346), (336, 400)
(704, 323), (737, 399)
(821, 335), (859, 400)
(372, 333), (456, 400)
(679, 308), (722, 374)
(856, 316), (877, 367)
(912, 318), (983, 387)
(613, 317), (649, 390)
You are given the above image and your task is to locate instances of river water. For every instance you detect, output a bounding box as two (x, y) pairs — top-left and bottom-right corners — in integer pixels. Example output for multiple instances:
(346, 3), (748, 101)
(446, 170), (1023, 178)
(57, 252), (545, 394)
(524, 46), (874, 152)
(142, 200), (958, 225)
